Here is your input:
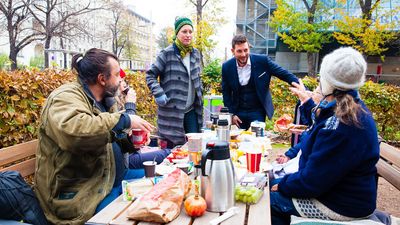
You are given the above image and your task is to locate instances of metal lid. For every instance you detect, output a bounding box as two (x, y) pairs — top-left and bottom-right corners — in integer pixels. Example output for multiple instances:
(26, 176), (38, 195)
(206, 141), (230, 160)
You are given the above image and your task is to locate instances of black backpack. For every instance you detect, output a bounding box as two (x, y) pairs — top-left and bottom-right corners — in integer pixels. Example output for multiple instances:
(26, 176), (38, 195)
(0, 171), (48, 225)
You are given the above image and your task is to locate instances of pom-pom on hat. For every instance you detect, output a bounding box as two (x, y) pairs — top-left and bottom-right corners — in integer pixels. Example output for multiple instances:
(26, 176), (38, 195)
(120, 68), (126, 78)
(319, 47), (367, 96)
(174, 17), (193, 35)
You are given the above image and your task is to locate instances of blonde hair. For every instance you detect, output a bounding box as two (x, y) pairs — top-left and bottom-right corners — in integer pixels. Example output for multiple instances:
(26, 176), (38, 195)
(334, 92), (365, 127)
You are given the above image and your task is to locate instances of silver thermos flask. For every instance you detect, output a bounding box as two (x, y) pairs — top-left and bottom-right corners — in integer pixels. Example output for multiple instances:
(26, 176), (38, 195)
(201, 141), (235, 212)
(216, 119), (230, 142)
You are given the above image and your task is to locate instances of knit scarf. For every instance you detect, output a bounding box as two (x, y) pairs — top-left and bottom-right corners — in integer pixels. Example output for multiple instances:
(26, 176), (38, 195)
(174, 38), (193, 58)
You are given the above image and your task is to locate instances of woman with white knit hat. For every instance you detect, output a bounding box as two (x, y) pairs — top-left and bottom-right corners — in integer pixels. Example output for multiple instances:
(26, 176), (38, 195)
(270, 47), (380, 225)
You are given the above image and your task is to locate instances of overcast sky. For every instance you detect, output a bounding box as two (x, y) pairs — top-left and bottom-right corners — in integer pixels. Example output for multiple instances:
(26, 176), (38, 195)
(124, 0), (237, 60)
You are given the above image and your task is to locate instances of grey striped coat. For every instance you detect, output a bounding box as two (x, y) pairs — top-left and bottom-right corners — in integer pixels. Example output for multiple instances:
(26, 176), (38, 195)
(146, 44), (203, 145)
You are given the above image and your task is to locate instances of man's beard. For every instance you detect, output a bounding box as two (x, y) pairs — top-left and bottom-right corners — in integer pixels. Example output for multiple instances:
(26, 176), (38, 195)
(104, 83), (120, 97)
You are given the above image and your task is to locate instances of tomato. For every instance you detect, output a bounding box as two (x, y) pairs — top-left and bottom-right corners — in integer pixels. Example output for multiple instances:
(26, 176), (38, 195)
(184, 194), (207, 217)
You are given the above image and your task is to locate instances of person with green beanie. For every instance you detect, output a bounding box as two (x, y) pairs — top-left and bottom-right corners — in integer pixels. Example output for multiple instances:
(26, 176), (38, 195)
(146, 16), (203, 148)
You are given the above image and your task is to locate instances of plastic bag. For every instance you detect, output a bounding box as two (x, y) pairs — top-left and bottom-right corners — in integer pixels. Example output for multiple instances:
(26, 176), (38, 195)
(126, 168), (191, 223)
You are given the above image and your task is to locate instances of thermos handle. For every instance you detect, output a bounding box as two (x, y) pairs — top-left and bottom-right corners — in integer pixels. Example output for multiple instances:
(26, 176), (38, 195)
(201, 148), (212, 176)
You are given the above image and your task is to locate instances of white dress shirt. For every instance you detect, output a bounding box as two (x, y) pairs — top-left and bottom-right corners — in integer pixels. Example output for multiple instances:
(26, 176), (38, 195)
(236, 59), (251, 86)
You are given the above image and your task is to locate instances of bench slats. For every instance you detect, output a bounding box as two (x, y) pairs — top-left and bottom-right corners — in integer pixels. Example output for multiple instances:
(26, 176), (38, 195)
(380, 142), (400, 168)
(0, 158), (36, 177)
(377, 158), (400, 190)
(0, 140), (38, 166)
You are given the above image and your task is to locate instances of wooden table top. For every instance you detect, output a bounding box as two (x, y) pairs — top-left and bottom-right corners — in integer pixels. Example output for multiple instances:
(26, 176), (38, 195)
(86, 179), (271, 225)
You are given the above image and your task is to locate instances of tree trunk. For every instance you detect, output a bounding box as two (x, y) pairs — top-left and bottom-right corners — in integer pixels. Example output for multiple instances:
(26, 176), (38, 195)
(9, 49), (18, 71)
(196, 0), (204, 68)
(307, 52), (316, 77)
(44, 37), (52, 68)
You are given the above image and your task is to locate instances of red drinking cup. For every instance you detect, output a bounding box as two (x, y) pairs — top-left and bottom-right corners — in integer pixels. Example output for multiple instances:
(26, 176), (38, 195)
(130, 129), (148, 146)
(246, 152), (262, 173)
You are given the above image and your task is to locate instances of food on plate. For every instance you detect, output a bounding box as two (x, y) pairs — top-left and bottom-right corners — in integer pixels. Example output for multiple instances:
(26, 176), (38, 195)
(122, 179), (154, 201)
(166, 147), (189, 163)
(155, 164), (176, 176)
(274, 114), (293, 132)
(274, 114), (308, 132)
(289, 124), (308, 131)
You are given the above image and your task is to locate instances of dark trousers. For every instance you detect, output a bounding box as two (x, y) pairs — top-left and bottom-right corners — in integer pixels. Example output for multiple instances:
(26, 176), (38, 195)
(184, 108), (199, 133)
(236, 110), (266, 130)
(270, 191), (300, 225)
(163, 109), (199, 149)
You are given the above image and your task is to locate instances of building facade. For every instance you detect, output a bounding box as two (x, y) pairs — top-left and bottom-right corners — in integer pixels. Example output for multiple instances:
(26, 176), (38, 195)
(0, 0), (156, 71)
(236, 0), (400, 83)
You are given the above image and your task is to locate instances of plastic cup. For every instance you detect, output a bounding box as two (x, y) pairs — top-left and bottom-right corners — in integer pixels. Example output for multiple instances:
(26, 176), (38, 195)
(159, 139), (168, 149)
(143, 161), (157, 177)
(131, 129), (148, 146)
(246, 152), (262, 173)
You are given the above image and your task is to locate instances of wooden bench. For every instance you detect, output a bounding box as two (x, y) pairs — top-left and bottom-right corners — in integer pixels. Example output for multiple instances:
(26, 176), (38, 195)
(377, 142), (400, 190)
(0, 139), (38, 177)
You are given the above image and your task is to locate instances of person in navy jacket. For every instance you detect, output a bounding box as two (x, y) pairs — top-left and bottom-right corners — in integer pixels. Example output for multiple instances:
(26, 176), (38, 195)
(221, 34), (299, 129)
(270, 47), (380, 225)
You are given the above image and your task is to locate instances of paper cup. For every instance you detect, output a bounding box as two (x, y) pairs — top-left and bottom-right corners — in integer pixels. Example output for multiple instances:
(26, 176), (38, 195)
(186, 133), (202, 152)
(131, 129), (148, 146)
(143, 161), (157, 177)
(246, 152), (262, 173)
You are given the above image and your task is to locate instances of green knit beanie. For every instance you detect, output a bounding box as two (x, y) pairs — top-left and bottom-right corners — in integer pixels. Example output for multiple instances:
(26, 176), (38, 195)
(174, 17), (193, 35)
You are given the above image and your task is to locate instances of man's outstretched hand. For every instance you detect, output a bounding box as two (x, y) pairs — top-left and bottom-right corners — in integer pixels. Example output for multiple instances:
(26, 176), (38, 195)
(232, 115), (242, 127)
(128, 115), (155, 133)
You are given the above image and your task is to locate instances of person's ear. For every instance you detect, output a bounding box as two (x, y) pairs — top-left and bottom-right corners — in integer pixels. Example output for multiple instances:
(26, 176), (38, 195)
(98, 73), (106, 86)
(231, 48), (235, 55)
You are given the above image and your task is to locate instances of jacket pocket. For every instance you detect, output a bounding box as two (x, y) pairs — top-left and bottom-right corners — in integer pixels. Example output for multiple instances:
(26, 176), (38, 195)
(52, 177), (88, 220)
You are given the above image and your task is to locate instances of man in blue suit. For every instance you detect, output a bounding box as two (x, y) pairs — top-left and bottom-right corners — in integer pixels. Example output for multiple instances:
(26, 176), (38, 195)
(221, 34), (299, 129)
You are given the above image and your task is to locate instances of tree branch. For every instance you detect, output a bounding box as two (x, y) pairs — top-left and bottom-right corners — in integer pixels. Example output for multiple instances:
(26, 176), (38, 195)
(302, 0), (311, 12)
(202, 0), (209, 8)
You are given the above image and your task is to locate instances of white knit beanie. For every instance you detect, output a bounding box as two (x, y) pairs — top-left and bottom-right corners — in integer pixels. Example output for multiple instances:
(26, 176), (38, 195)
(319, 47), (367, 96)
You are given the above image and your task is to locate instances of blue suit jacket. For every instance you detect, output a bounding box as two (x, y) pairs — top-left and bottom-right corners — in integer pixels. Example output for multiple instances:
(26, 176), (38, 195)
(221, 54), (299, 119)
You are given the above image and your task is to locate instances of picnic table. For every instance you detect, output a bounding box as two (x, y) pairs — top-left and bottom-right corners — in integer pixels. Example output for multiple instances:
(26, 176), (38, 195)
(87, 135), (272, 225)
(86, 172), (271, 225)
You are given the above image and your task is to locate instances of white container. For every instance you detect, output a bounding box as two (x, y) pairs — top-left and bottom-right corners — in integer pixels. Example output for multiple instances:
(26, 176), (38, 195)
(250, 121), (266, 137)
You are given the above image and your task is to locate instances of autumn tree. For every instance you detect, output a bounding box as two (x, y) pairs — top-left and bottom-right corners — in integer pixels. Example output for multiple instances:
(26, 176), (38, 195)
(24, 0), (102, 68)
(269, 0), (332, 76)
(107, 1), (126, 57)
(156, 26), (174, 49)
(333, 1), (400, 59)
(0, 0), (43, 70)
(188, 0), (226, 66)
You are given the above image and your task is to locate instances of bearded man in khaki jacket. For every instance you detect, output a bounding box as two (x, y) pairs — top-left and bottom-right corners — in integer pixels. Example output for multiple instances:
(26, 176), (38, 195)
(34, 48), (153, 225)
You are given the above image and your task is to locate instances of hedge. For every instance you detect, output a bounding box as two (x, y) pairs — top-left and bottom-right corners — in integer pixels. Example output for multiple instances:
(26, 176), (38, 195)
(0, 69), (398, 148)
(268, 77), (400, 143)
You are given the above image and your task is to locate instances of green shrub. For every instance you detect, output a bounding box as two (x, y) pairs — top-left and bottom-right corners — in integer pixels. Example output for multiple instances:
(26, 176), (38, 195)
(0, 69), (75, 147)
(0, 70), (398, 148)
(29, 56), (45, 68)
(270, 77), (400, 142)
(201, 59), (222, 94)
(0, 53), (11, 70)
(124, 71), (157, 125)
(360, 81), (400, 141)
